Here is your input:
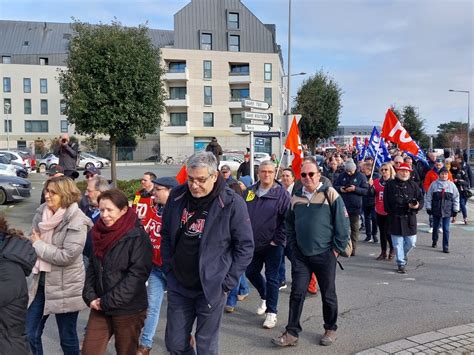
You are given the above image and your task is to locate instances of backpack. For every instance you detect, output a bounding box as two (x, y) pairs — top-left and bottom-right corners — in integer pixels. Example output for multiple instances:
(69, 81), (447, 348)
(323, 190), (353, 259)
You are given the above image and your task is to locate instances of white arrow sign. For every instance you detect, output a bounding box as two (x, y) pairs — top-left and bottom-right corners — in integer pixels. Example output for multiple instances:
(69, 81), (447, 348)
(242, 99), (270, 110)
(242, 124), (270, 133)
(242, 111), (269, 121)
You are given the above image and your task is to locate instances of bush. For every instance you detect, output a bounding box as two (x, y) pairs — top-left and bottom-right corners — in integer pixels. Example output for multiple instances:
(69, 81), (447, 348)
(76, 179), (141, 201)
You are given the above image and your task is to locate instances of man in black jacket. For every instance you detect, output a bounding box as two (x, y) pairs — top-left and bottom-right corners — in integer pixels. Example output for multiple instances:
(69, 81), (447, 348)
(53, 133), (79, 179)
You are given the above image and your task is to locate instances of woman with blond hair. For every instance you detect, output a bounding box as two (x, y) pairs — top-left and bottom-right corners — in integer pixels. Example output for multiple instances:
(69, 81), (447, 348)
(27, 176), (92, 355)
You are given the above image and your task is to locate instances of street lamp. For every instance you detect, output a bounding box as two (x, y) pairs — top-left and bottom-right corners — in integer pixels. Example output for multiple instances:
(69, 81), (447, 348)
(4, 101), (10, 151)
(449, 89), (470, 160)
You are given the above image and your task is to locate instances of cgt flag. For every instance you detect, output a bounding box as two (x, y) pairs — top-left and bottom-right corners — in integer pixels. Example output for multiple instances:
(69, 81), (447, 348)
(381, 109), (419, 155)
(285, 116), (304, 179)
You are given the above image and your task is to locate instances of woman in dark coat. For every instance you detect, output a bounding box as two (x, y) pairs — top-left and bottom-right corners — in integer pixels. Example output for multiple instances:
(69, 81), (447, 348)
(0, 216), (37, 355)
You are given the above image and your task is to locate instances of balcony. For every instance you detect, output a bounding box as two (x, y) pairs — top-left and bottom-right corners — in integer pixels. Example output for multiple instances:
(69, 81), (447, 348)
(163, 120), (191, 134)
(163, 67), (189, 81)
(229, 72), (251, 84)
(165, 95), (189, 108)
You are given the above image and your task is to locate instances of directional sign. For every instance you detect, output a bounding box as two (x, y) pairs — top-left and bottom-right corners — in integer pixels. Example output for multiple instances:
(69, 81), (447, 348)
(242, 99), (270, 110)
(242, 111), (270, 121)
(242, 124), (270, 133)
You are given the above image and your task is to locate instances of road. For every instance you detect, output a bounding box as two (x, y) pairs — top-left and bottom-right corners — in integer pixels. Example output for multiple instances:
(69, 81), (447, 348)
(2, 167), (473, 354)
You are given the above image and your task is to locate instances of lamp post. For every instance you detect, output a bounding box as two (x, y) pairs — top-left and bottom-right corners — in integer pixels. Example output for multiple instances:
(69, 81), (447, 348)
(4, 101), (10, 151)
(449, 89), (470, 161)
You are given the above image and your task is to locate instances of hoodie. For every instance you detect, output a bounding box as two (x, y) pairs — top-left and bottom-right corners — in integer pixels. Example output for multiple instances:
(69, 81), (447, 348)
(425, 179), (460, 218)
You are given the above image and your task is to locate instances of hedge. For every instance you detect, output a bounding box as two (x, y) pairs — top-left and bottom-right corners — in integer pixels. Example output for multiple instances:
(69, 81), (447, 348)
(76, 179), (142, 201)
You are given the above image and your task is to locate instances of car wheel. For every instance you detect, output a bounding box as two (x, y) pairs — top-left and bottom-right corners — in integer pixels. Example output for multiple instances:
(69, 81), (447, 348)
(49, 163), (57, 169)
(0, 188), (6, 205)
(85, 162), (94, 169)
(39, 163), (46, 169)
(98, 162), (104, 168)
(165, 157), (174, 165)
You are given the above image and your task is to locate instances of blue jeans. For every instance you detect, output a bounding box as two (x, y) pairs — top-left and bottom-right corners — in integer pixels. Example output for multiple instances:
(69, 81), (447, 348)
(245, 245), (283, 314)
(26, 285), (80, 355)
(460, 195), (467, 219)
(140, 265), (167, 348)
(391, 235), (416, 267)
(226, 274), (250, 307)
(432, 216), (451, 251)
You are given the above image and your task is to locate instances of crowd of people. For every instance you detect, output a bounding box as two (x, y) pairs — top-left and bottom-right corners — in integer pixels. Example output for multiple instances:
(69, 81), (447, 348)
(0, 140), (471, 355)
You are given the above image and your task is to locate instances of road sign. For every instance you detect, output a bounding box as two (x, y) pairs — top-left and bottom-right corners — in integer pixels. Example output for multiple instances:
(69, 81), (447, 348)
(255, 138), (265, 146)
(255, 131), (281, 138)
(242, 111), (269, 121)
(242, 99), (270, 110)
(242, 124), (270, 133)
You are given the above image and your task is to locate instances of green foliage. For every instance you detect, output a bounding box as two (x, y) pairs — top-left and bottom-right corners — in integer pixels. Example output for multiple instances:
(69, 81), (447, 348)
(434, 121), (468, 148)
(76, 179), (141, 201)
(117, 135), (138, 148)
(390, 105), (429, 149)
(294, 70), (342, 150)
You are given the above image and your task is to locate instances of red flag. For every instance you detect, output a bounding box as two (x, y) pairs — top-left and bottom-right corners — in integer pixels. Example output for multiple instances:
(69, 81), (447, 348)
(352, 137), (357, 147)
(176, 164), (187, 184)
(380, 109), (419, 155)
(284, 116), (303, 179)
(364, 137), (369, 146)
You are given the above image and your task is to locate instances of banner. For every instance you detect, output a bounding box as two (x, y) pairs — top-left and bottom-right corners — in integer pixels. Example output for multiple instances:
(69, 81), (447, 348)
(381, 109), (419, 155)
(285, 116), (304, 179)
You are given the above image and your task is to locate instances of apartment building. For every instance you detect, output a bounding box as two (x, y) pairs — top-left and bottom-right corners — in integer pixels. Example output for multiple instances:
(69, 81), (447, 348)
(0, 0), (285, 158)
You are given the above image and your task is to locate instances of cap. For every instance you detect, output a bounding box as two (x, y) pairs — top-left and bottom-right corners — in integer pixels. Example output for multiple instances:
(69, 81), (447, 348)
(395, 163), (413, 172)
(220, 164), (231, 172)
(152, 176), (178, 189)
(46, 165), (64, 176)
(83, 166), (101, 175)
(238, 176), (252, 188)
(344, 159), (357, 172)
(438, 167), (448, 174)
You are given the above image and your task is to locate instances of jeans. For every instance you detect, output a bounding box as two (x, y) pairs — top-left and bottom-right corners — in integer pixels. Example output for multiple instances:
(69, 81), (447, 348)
(432, 216), (451, 251)
(363, 206), (378, 238)
(286, 248), (338, 337)
(348, 213), (360, 252)
(26, 285), (80, 355)
(460, 195), (467, 219)
(376, 213), (393, 253)
(391, 235), (416, 267)
(226, 274), (250, 307)
(140, 265), (167, 348)
(278, 242), (293, 284)
(246, 245), (283, 314)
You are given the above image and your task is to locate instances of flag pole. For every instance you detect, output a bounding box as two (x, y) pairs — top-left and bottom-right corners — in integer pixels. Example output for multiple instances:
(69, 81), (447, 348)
(275, 148), (287, 178)
(369, 139), (382, 180)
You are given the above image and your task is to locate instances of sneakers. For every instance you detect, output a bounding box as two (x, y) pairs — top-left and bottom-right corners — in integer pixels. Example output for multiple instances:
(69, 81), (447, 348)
(272, 331), (298, 347)
(443, 249), (450, 253)
(397, 265), (407, 274)
(256, 299), (267, 315)
(438, 227), (443, 233)
(224, 305), (235, 313)
(320, 330), (337, 346)
(364, 236), (372, 242)
(263, 312), (277, 329)
(428, 227), (433, 233)
(279, 281), (287, 290)
(237, 293), (249, 301)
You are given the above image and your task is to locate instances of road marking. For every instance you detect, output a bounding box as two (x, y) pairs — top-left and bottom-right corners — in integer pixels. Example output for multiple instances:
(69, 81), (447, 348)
(376, 282), (390, 285)
(403, 278), (416, 281)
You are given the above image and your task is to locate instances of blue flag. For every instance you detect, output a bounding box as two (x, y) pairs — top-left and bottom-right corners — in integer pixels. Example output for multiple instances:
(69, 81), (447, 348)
(375, 138), (392, 168)
(405, 142), (429, 167)
(367, 127), (381, 159)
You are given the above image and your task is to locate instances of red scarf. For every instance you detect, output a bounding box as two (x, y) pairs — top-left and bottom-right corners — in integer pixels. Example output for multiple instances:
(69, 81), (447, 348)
(92, 208), (138, 261)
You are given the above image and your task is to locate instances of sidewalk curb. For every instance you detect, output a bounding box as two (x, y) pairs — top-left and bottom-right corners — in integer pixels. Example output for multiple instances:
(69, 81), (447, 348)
(356, 323), (474, 354)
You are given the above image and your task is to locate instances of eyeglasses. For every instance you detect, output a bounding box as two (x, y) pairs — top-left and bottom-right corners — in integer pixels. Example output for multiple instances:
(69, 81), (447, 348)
(301, 172), (317, 178)
(45, 188), (57, 195)
(380, 169), (389, 172)
(187, 174), (213, 185)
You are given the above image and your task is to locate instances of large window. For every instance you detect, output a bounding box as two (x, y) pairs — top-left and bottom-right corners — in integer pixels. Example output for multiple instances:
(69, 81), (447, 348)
(40, 99), (48, 115)
(3, 77), (11, 92)
(168, 62), (186, 73)
(60, 99), (67, 115)
(203, 60), (212, 79)
(60, 120), (68, 133)
(2, 56), (11, 64)
(40, 78), (48, 93)
(4, 120), (12, 133)
(203, 112), (214, 127)
(228, 12), (239, 29)
(230, 88), (249, 100)
(264, 88), (272, 106)
(23, 78), (31, 93)
(25, 120), (48, 132)
(230, 63), (249, 75)
(170, 113), (187, 126)
(4, 98), (11, 114)
(264, 63), (272, 81)
(204, 86), (212, 105)
(169, 87), (186, 100)
(39, 57), (48, 65)
(24, 99), (32, 114)
(201, 33), (212, 50)
(231, 113), (243, 126)
(229, 35), (240, 52)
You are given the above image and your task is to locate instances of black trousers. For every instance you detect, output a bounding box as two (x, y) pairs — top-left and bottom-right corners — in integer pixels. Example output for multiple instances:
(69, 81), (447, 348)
(376, 213), (393, 253)
(286, 248), (338, 337)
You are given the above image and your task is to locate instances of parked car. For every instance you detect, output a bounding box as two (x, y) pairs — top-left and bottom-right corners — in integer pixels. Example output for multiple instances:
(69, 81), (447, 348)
(254, 152), (271, 163)
(0, 150), (31, 171)
(219, 153), (244, 172)
(38, 152), (101, 170)
(37, 153), (56, 170)
(0, 155), (18, 177)
(12, 149), (35, 169)
(82, 152), (110, 168)
(0, 175), (31, 204)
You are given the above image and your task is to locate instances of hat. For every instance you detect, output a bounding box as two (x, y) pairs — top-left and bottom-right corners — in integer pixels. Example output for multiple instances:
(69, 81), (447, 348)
(220, 165), (231, 172)
(244, 154), (250, 159)
(395, 163), (413, 172)
(238, 176), (252, 188)
(435, 158), (444, 163)
(438, 167), (448, 174)
(46, 165), (64, 176)
(152, 176), (178, 189)
(83, 166), (101, 175)
(344, 159), (357, 172)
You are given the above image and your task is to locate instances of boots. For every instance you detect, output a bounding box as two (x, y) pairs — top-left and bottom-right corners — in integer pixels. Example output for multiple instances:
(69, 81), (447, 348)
(137, 346), (151, 355)
(388, 248), (395, 260)
(376, 251), (387, 260)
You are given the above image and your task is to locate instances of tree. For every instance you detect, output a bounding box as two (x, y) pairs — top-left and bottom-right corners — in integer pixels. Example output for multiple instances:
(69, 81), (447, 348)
(434, 121), (468, 148)
(59, 20), (165, 185)
(390, 105), (429, 149)
(294, 70), (342, 150)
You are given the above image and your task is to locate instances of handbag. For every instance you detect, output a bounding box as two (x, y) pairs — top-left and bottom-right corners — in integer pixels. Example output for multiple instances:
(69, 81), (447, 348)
(462, 189), (473, 199)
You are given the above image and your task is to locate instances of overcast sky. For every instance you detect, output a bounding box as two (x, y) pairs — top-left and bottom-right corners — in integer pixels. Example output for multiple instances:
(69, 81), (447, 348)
(2, 0), (472, 133)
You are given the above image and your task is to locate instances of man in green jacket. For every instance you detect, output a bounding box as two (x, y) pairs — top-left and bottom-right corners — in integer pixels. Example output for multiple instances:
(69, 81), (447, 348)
(272, 159), (349, 348)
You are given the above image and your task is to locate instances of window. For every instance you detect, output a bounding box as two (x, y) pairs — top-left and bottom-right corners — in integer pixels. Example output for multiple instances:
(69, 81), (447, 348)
(170, 113), (187, 126)
(203, 113), (214, 127)
(39, 57), (48, 65)
(229, 63), (249, 75)
(231, 113), (243, 126)
(168, 62), (186, 73)
(264, 88), (272, 106)
(203, 60), (212, 79)
(201, 33), (212, 50)
(40, 79), (48, 93)
(264, 63), (272, 81)
(3, 77), (11, 92)
(60, 120), (68, 133)
(230, 88), (249, 100)
(4, 120), (12, 133)
(2, 56), (11, 64)
(229, 35), (240, 52)
(24, 99), (32, 114)
(204, 86), (212, 105)
(4, 98), (11, 114)
(228, 12), (239, 29)
(25, 120), (48, 132)
(169, 87), (186, 100)
(60, 99), (67, 115)
(23, 78), (31, 93)
(40, 99), (48, 115)
(17, 140), (27, 149)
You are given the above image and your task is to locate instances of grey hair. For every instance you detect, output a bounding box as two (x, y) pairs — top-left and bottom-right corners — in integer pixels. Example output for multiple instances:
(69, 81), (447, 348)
(258, 160), (276, 172)
(186, 151), (218, 175)
(90, 175), (110, 192)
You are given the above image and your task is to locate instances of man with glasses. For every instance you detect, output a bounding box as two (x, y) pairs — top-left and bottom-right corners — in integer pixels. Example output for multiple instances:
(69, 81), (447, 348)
(161, 152), (254, 354)
(79, 166), (102, 214)
(272, 160), (349, 348)
(244, 161), (290, 329)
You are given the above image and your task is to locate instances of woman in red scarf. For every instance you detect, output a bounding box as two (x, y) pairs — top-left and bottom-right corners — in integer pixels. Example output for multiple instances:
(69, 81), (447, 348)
(82, 189), (152, 355)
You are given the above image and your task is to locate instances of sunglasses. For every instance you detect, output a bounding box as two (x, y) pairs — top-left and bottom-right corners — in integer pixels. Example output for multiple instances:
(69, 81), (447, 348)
(301, 172), (317, 178)
(380, 169), (389, 171)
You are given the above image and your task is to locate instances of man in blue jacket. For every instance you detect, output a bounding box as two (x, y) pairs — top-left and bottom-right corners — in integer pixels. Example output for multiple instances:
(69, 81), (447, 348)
(244, 160), (291, 330)
(161, 152), (254, 355)
(334, 159), (368, 256)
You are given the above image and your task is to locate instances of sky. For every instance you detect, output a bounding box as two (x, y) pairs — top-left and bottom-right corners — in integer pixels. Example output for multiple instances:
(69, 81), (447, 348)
(1, 0), (472, 134)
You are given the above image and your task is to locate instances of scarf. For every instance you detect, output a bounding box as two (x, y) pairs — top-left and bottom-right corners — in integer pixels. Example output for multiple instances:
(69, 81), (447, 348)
(186, 174), (226, 212)
(32, 206), (66, 274)
(92, 207), (138, 261)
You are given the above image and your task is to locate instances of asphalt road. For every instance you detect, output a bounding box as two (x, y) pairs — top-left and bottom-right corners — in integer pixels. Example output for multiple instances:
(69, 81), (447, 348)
(2, 167), (473, 354)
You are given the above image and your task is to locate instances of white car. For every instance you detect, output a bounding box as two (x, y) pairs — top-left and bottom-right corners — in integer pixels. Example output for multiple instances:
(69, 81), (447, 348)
(219, 154), (244, 172)
(82, 152), (110, 168)
(0, 162), (17, 176)
(0, 150), (31, 171)
(254, 152), (271, 163)
(39, 153), (101, 170)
